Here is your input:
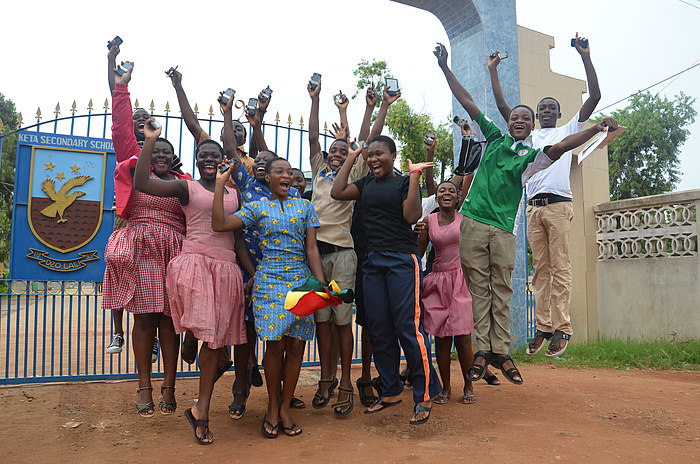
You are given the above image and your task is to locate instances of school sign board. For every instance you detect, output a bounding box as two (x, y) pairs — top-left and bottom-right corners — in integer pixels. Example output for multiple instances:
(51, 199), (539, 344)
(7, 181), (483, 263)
(11, 131), (116, 281)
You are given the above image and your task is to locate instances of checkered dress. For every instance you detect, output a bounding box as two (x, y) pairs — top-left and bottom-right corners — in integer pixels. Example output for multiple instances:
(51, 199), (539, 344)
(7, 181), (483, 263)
(102, 187), (186, 315)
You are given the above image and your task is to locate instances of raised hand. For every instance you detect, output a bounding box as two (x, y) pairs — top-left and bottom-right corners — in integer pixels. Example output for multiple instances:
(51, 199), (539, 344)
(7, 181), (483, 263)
(143, 118), (162, 140)
(329, 122), (347, 140)
(487, 50), (501, 70)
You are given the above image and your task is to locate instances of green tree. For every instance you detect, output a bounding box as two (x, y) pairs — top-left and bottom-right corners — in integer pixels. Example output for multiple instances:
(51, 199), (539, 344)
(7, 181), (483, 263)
(599, 91), (696, 200)
(0, 92), (18, 265)
(351, 59), (393, 103)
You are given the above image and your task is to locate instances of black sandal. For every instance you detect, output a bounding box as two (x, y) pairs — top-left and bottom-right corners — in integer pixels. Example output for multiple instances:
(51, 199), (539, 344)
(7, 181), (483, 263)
(332, 387), (355, 416)
(228, 389), (250, 420)
(467, 351), (492, 381)
(185, 408), (213, 445)
(491, 354), (523, 385)
(356, 378), (378, 407)
(545, 332), (571, 358)
(526, 330), (553, 355)
(483, 374), (500, 386)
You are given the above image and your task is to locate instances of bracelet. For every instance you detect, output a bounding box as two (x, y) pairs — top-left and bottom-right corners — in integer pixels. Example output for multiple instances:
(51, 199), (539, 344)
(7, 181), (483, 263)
(259, 109), (267, 114)
(409, 168), (423, 174)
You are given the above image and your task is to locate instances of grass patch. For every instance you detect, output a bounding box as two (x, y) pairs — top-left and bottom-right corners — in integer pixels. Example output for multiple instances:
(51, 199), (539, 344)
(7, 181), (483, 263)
(511, 337), (700, 371)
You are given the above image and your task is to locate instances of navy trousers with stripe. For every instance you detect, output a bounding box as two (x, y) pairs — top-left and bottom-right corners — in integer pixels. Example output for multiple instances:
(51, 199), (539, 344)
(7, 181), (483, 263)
(362, 251), (441, 404)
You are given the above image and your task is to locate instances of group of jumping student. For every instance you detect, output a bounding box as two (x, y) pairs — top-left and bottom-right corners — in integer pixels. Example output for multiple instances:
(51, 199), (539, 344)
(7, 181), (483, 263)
(101, 34), (617, 445)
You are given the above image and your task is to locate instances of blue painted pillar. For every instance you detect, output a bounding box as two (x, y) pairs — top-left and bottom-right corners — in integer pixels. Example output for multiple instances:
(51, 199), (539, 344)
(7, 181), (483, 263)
(391, 0), (528, 352)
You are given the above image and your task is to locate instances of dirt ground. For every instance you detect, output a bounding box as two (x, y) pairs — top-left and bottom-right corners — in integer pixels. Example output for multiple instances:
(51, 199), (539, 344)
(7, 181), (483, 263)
(1, 364), (698, 463)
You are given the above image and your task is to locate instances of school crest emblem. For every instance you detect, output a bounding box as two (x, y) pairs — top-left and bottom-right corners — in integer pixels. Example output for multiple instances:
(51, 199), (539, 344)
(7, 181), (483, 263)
(28, 147), (106, 253)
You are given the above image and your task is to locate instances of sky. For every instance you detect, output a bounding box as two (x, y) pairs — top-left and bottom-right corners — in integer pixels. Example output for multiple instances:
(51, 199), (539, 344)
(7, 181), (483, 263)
(1, 0), (698, 191)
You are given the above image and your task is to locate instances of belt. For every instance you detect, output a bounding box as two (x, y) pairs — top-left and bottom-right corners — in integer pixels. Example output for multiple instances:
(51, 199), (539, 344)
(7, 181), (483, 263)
(528, 194), (572, 207)
(317, 241), (350, 255)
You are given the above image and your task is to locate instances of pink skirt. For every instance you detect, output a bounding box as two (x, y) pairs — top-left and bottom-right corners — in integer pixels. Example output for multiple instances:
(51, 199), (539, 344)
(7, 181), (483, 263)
(421, 266), (474, 338)
(166, 242), (246, 349)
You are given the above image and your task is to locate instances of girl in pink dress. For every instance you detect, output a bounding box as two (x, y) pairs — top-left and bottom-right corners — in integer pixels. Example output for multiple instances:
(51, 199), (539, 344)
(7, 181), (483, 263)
(418, 180), (478, 405)
(134, 122), (255, 445)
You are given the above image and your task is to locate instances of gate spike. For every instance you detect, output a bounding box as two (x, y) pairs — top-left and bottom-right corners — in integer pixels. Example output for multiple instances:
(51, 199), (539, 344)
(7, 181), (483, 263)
(275, 111), (280, 125)
(165, 101), (171, 115)
(87, 99), (94, 114)
(209, 105), (214, 119)
(149, 99), (155, 114)
(36, 107), (42, 122)
(323, 121), (328, 133)
(54, 103), (61, 117)
(103, 98), (110, 112)
(18, 113), (23, 127)
(71, 101), (77, 115)
(194, 103), (199, 116)
(299, 116), (304, 129)
(287, 114), (292, 127)
(134, 98), (140, 109)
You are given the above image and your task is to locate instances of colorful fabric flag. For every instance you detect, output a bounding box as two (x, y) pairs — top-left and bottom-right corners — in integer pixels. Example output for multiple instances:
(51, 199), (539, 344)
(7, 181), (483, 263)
(284, 276), (354, 317)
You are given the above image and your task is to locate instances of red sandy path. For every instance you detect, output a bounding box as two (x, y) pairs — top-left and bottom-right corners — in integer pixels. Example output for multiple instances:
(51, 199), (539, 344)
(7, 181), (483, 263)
(1, 364), (698, 463)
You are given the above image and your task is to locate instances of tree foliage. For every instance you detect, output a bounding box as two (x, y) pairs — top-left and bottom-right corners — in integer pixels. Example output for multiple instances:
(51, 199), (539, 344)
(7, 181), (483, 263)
(598, 91), (696, 200)
(0, 92), (18, 265)
(351, 59), (393, 104)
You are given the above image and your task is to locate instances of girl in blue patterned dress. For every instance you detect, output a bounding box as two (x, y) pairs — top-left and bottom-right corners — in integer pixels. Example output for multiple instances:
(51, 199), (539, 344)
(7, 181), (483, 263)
(213, 157), (325, 439)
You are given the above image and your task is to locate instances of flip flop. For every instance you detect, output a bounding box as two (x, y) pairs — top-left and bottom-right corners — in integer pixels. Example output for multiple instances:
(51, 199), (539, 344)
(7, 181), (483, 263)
(410, 403), (432, 425)
(282, 422), (303, 437)
(433, 392), (450, 405)
(185, 408), (213, 445)
(461, 394), (477, 404)
(364, 398), (403, 414)
(260, 415), (280, 439)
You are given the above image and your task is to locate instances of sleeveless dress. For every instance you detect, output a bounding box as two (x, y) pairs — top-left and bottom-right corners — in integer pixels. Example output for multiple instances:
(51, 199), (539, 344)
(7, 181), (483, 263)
(102, 178), (186, 315)
(421, 212), (474, 337)
(166, 181), (246, 349)
(235, 198), (320, 341)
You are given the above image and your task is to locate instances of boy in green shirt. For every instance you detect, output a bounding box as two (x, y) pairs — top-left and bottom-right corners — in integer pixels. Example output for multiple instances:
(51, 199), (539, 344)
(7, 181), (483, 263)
(435, 45), (617, 384)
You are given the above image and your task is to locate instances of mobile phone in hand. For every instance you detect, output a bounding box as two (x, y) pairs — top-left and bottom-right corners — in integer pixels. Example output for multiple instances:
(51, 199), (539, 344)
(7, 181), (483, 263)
(310, 73), (322, 90)
(107, 36), (123, 50)
(260, 86), (273, 103)
(385, 77), (399, 96)
(219, 88), (235, 105)
(116, 61), (134, 76)
(571, 37), (588, 49)
(247, 98), (258, 116)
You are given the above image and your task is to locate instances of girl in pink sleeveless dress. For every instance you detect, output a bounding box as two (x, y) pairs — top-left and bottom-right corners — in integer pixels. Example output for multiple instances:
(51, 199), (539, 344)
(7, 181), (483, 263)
(134, 124), (255, 445)
(418, 180), (479, 405)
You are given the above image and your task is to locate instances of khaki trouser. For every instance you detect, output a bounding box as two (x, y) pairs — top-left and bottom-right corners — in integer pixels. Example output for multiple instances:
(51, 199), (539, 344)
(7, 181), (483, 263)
(459, 217), (516, 354)
(526, 201), (573, 336)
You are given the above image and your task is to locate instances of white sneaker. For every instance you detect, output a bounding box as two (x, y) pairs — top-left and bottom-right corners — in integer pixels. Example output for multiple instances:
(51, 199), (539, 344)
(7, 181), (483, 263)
(106, 333), (124, 354)
(152, 337), (159, 363)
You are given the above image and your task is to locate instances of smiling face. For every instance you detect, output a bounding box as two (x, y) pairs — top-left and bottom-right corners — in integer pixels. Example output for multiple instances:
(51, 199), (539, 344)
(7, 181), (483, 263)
(132, 109), (150, 141)
(508, 106), (535, 141)
(536, 98), (561, 129)
(265, 158), (293, 199)
(326, 139), (348, 171)
(195, 141), (224, 181)
(232, 120), (247, 146)
(151, 140), (174, 178)
(291, 168), (306, 194)
(254, 151), (277, 182)
(436, 181), (458, 210)
(365, 140), (396, 178)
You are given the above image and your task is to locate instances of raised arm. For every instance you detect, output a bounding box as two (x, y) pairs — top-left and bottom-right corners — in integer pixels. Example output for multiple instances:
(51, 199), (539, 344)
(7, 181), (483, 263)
(545, 117), (618, 161)
(404, 160), (435, 224)
(435, 45), (480, 120)
(111, 65), (141, 163)
(367, 86), (400, 142)
(334, 90), (350, 137)
(308, 76), (322, 157)
(167, 68), (205, 141)
(488, 51), (512, 122)
(133, 119), (189, 201)
(574, 33), (602, 122)
(357, 86), (378, 142)
(107, 39), (120, 94)
(250, 87), (273, 158)
(423, 133), (436, 196)
(245, 105), (269, 153)
(220, 91), (242, 172)
(212, 164), (246, 232)
(330, 142), (362, 201)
